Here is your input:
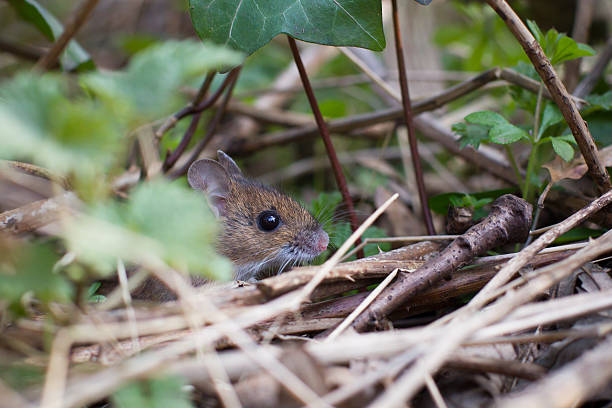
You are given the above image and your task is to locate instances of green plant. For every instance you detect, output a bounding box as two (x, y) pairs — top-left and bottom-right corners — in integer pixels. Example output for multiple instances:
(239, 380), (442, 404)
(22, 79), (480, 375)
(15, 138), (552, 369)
(452, 21), (595, 204)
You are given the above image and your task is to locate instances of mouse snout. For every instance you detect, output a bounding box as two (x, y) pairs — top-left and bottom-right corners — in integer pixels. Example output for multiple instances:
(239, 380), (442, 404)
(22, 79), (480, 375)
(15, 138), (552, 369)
(315, 229), (329, 253)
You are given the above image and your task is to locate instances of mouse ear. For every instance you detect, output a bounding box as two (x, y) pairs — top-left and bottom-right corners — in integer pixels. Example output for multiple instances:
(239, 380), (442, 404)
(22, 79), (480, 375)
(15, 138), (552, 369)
(217, 150), (242, 177)
(187, 159), (231, 218)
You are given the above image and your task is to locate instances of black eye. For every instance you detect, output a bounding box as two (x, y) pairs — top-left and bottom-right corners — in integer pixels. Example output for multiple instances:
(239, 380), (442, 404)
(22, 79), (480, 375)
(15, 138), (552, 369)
(257, 210), (281, 231)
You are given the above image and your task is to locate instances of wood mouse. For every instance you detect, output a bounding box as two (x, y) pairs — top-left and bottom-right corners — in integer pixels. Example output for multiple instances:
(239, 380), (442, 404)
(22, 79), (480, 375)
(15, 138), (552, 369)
(187, 151), (329, 281)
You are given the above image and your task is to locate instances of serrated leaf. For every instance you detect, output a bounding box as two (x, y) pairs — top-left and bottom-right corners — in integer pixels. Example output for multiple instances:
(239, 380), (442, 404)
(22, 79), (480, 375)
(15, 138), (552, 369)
(538, 102), (564, 138)
(551, 137), (575, 162)
(189, 0), (386, 56)
(452, 122), (490, 149)
(464, 110), (508, 127)
(489, 123), (528, 144)
(81, 40), (243, 125)
(428, 188), (515, 215)
(557, 133), (577, 144)
(63, 180), (232, 280)
(6, 0), (94, 71)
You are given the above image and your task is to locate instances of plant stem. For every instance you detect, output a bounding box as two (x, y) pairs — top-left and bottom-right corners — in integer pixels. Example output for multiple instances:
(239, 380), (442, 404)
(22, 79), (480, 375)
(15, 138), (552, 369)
(523, 85), (544, 203)
(503, 145), (521, 185)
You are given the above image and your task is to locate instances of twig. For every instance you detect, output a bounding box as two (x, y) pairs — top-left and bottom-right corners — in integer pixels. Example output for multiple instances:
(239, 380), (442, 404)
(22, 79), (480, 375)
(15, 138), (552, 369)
(368, 229), (612, 408)
(33, 0), (100, 71)
(563, 0), (595, 93)
(446, 354), (545, 381)
(391, 0), (435, 235)
(352, 194), (532, 332)
(162, 72), (216, 171)
(171, 67), (241, 177)
(486, 0), (611, 192)
(0, 192), (78, 234)
(0, 37), (47, 62)
(288, 37), (361, 251)
(468, 189), (612, 308)
(574, 38), (612, 98)
(424, 375), (449, 408)
(326, 268), (399, 341)
(497, 334), (612, 408)
(155, 68), (239, 139)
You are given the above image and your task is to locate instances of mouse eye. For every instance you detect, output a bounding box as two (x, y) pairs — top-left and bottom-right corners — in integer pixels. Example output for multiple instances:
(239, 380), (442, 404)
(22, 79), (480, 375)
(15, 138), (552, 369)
(257, 210), (281, 231)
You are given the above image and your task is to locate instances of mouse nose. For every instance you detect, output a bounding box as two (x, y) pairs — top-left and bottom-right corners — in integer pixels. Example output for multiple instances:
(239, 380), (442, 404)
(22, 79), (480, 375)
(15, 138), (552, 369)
(316, 229), (329, 253)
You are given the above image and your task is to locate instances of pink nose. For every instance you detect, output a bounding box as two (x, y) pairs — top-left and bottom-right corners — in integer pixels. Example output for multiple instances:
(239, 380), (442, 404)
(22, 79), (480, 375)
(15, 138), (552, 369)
(317, 230), (329, 252)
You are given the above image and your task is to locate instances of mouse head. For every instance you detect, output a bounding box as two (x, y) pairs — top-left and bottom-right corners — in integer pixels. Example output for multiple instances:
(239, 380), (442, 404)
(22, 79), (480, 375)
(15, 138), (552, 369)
(188, 151), (329, 281)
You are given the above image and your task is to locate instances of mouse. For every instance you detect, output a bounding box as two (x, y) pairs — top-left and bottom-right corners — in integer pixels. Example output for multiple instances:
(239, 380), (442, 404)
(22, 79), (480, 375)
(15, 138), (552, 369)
(187, 150), (329, 281)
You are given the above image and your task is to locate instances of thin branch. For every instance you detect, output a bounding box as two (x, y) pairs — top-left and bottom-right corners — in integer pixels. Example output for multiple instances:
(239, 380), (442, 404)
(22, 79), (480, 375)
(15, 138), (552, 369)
(287, 36), (361, 250)
(170, 67), (242, 177)
(33, 0), (100, 71)
(574, 38), (612, 98)
(391, 0), (435, 235)
(486, 0), (611, 192)
(162, 72), (216, 171)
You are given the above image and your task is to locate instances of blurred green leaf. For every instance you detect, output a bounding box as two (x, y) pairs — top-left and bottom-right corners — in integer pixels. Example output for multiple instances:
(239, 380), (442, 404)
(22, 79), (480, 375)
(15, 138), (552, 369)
(428, 189), (515, 215)
(81, 40), (243, 125)
(489, 123), (528, 144)
(0, 244), (73, 313)
(0, 74), (124, 197)
(551, 137), (575, 162)
(189, 0), (386, 56)
(553, 227), (604, 244)
(112, 376), (194, 408)
(6, 0), (94, 71)
(63, 180), (232, 280)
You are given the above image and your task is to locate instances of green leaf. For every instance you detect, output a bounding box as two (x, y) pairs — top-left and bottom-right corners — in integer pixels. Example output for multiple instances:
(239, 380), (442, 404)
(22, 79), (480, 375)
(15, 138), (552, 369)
(526, 20), (544, 43)
(309, 191), (343, 228)
(189, 0), (386, 56)
(0, 74), (125, 180)
(585, 91), (612, 111)
(489, 123), (528, 144)
(0, 244), (73, 313)
(112, 376), (194, 408)
(81, 40), (243, 125)
(556, 134), (577, 145)
(452, 122), (490, 149)
(464, 110), (508, 127)
(538, 102), (564, 138)
(551, 35), (595, 65)
(63, 180), (233, 280)
(527, 20), (595, 66)
(428, 188), (515, 215)
(551, 137), (575, 162)
(6, 0), (94, 71)
(553, 227), (604, 244)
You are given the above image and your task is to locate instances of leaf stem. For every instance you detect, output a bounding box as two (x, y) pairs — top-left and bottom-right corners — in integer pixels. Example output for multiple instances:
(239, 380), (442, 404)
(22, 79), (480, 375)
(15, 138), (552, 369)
(503, 145), (522, 184)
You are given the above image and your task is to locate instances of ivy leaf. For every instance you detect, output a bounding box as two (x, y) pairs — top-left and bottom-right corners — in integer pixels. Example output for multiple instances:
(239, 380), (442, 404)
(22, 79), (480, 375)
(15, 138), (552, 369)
(464, 110), (508, 127)
(489, 123), (528, 144)
(551, 137), (575, 162)
(538, 102), (564, 138)
(6, 0), (94, 71)
(63, 180), (233, 280)
(189, 0), (386, 56)
(82, 40), (243, 125)
(452, 122), (489, 149)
